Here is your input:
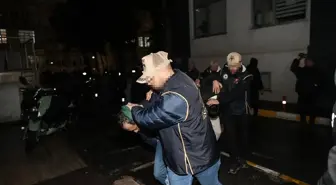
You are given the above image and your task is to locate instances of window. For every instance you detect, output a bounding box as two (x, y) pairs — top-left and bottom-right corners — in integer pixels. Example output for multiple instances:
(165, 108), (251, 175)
(18, 30), (35, 43)
(138, 36), (150, 48)
(261, 72), (272, 91)
(252, 0), (307, 28)
(0, 29), (7, 44)
(193, 0), (226, 38)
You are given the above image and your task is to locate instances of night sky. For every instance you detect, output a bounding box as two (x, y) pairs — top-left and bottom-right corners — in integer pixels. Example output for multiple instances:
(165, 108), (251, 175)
(50, 0), (163, 52)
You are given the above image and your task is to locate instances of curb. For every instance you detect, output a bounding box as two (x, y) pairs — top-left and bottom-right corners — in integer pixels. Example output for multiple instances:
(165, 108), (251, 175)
(220, 152), (310, 185)
(112, 176), (142, 185)
(258, 109), (331, 126)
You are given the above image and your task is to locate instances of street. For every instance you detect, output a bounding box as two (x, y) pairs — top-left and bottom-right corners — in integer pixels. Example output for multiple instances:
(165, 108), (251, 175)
(0, 114), (332, 185)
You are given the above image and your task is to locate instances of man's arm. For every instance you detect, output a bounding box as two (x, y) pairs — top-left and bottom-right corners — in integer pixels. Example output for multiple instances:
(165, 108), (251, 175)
(290, 58), (300, 76)
(131, 93), (188, 130)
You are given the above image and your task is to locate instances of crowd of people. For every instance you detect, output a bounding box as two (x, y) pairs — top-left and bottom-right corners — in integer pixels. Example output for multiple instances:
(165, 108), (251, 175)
(118, 51), (266, 184)
(117, 50), (336, 185)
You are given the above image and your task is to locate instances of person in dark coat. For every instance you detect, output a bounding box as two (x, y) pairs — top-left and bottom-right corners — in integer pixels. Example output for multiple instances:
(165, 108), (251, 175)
(201, 60), (221, 79)
(291, 54), (319, 124)
(209, 52), (253, 175)
(200, 75), (222, 140)
(247, 58), (264, 116)
(186, 61), (200, 86)
(125, 51), (221, 185)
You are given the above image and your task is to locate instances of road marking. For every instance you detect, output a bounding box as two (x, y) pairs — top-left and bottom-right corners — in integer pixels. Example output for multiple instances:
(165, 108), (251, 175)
(220, 152), (310, 185)
(130, 161), (155, 172)
(117, 147), (310, 185)
(259, 109), (330, 126)
(105, 145), (140, 155)
(252, 152), (274, 160)
(112, 176), (142, 185)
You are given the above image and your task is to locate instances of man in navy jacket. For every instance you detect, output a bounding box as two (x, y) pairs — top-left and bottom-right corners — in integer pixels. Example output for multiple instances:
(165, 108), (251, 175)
(126, 51), (221, 185)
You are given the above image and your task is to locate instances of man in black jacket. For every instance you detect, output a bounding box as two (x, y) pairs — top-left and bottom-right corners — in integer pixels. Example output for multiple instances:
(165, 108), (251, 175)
(209, 52), (253, 175)
(290, 55), (319, 124)
(247, 58), (264, 116)
(186, 61), (200, 81)
(201, 60), (221, 79)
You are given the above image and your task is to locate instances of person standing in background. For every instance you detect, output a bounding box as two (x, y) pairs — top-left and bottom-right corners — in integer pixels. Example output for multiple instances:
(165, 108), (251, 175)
(291, 54), (319, 124)
(201, 61), (221, 79)
(186, 61), (200, 86)
(210, 52), (253, 175)
(247, 58), (264, 116)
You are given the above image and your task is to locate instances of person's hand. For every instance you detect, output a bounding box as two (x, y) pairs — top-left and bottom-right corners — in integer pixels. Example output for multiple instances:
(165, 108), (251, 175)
(126, 103), (142, 110)
(122, 121), (140, 133)
(146, 90), (153, 101)
(206, 99), (219, 106)
(212, 80), (222, 94)
(195, 79), (201, 87)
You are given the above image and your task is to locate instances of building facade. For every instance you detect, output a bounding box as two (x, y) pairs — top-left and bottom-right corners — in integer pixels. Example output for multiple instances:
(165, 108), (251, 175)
(189, 0), (310, 103)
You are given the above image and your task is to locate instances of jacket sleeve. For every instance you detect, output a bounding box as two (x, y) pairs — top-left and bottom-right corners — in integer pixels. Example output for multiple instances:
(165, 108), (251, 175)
(131, 93), (188, 130)
(204, 72), (222, 86)
(139, 92), (160, 108)
(290, 58), (300, 77)
(219, 74), (253, 104)
(137, 132), (157, 148)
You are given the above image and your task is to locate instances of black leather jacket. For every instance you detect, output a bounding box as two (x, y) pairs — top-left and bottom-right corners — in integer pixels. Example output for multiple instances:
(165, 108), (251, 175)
(208, 64), (253, 115)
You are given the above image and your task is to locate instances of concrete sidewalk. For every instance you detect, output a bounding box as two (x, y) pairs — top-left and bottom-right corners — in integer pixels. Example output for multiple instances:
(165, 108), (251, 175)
(257, 100), (332, 126)
(258, 109), (331, 126)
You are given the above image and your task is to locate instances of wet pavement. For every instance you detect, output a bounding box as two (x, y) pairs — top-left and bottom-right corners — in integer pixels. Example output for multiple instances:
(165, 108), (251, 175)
(0, 114), (332, 185)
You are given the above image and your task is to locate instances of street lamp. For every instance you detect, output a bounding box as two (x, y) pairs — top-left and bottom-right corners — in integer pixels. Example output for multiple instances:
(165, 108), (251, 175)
(92, 56), (95, 59)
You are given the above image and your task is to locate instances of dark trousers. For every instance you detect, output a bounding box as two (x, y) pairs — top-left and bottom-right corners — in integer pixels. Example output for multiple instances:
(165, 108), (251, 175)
(221, 114), (249, 160)
(298, 94), (316, 124)
(250, 91), (260, 116)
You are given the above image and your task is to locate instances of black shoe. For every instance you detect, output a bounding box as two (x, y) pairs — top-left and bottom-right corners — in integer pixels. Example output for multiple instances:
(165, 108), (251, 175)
(228, 163), (241, 174)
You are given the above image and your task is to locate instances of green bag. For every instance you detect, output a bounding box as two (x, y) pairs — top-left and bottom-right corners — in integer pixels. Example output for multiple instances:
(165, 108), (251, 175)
(121, 105), (133, 121)
(117, 105), (134, 126)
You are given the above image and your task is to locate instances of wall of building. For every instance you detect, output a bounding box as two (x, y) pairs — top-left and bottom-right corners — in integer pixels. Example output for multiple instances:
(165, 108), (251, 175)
(189, 0), (311, 103)
(0, 72), (22, 123)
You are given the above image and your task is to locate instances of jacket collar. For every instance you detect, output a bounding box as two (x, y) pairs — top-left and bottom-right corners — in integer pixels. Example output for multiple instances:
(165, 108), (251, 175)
(162, 69), (182, 92)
